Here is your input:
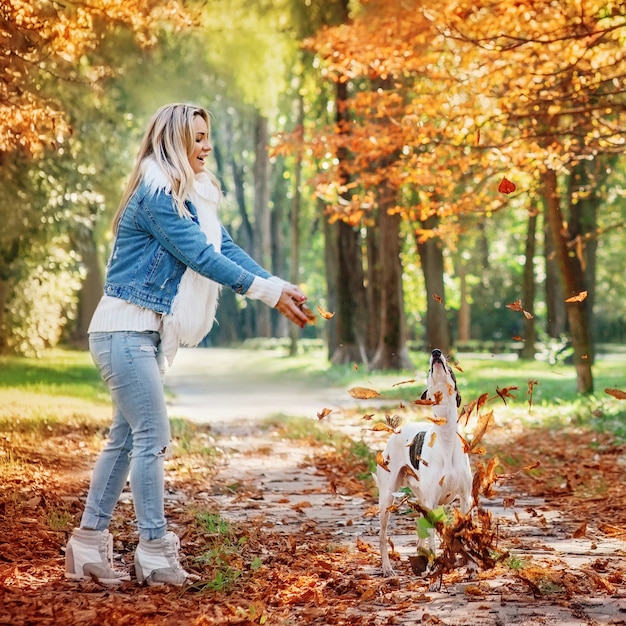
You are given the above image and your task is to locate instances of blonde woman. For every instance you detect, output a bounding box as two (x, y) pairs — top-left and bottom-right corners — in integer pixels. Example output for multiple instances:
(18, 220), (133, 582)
(65, 104), (308, 586)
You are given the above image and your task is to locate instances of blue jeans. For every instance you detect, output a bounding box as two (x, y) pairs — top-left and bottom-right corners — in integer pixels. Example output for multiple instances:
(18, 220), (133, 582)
(82, 331), (169, 540)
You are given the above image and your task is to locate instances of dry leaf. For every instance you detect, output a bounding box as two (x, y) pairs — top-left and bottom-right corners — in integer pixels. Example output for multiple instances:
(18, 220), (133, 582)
(427, 416), (447, 425)
(605, 388), (626, 400)
(349, 386), (381, 399)
(496, 385), (518, 405)
(392, 379), (416, 387)
(371, 422), (396, 433)
(299, 304), (317, 325)
(428, 432), (437, 448)
(316, 304), (335, 319)
(376, 450), (390, 472)
(362, 413), (375, 420)
(317, 408), (333, 420)
(565, 291), (588, 303)
(432, 293), (443, 303)
(573, 521), (587, 538)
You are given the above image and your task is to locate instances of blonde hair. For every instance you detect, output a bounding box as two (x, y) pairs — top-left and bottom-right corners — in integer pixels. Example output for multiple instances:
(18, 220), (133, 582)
(113, 103), (221, 234)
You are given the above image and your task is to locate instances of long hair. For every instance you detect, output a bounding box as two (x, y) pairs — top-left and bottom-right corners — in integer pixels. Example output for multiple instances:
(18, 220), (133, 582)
(112, 103), (221, 234)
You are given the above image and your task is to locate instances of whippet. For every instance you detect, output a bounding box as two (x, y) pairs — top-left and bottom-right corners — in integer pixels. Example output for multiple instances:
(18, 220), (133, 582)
(376, 348), (473, 581)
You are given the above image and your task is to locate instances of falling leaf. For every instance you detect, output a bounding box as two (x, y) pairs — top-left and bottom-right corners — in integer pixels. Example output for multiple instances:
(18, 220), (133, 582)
(565, 290), (588, 303)
(376, 450), (390, 472)
(432, 293), (443, 304)
(605, 388), (626, 400)
(470, 410), (494, 450)
(392, 379), (416, 387)
(496, 385), (518, 405)
(371, 422), (396, 433)
(428, 432), (437, 448)
(498, 176), (516, 194)
(349, 386), (381, 399)
(527, 379), (539, 410)
(506, 299), (534, 319)
(427, 416), (447, 425)
(317, 304), (335, 319)
(414, 397), (436, 406)
(386, 414), (403, 429)
(353, 363), (359, 371)
(362, 413), (375, 420)
(317, 407), (333, 420)
(512, 335), (523, 341)
(451, 360), (463, 372)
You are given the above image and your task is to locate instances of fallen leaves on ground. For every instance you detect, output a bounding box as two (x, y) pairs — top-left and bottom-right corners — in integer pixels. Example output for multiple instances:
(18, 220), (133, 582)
(1, 414), (626, 625)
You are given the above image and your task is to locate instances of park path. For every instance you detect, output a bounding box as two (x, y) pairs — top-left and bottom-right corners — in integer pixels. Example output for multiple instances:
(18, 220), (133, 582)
(165, 348), (626, 626)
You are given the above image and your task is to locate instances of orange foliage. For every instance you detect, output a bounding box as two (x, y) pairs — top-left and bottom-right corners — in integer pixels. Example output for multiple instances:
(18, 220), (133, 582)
(285, 0), (626, 232)
(0, 0), (192, 156)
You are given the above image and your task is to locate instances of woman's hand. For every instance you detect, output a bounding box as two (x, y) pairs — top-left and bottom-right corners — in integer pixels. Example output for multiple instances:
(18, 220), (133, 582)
(275, 284), (309, 328)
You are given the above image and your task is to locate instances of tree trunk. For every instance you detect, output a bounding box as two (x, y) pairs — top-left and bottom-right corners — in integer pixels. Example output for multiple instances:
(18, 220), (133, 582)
(329, 220), (368, 365)
(416, 217), (451, 355)
(253, 111), (272, 337)
(541, 169), (593, 393)
(457, 258), (470, 344)
(520, 210), (538, 360)
(288, 90), (304, 355)
(544, 215), (567, 338)
(74, 233), (104, 347)
(365, 223), (381, 356)
(370, 202), (412, 371)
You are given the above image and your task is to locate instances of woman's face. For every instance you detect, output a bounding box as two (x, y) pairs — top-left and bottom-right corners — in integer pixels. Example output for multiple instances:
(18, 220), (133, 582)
(189, 114), (212, 174)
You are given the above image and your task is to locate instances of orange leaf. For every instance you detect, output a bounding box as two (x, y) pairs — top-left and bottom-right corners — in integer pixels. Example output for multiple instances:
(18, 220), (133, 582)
(317, 408), (333, 420)
(565, 291), (588, 303)
(498, 176), (516, 194)
(362, 413), (375, 420)
(349, 386), (380, 399)
(371, 422), (396, 433)
(317, 304), (335, 319)
(496, 385), (518, 405)
(376, 450), (390, 472)
(432, 293), (443, 304)
(428, 432), (437, 448)
(605, 388), (626, 400)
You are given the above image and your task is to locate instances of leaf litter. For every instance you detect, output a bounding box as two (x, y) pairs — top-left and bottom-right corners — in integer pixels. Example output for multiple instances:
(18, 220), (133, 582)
(1, 387), (626, 625)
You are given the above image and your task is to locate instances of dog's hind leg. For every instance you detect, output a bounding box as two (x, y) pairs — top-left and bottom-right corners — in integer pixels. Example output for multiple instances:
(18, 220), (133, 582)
(377, 465), (404, 577)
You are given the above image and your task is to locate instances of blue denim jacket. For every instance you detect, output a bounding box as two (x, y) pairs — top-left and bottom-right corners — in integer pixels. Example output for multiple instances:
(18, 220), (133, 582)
(104, 181), (270, 314)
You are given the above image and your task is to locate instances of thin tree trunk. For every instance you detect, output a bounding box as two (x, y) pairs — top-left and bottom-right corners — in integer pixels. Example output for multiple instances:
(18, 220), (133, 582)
(457, 258), (470, 344)
(416, 216), (451, 355)
(370, 201), (411, 371)
(520, 210), (537, 360)
(253, 112), (272, 337)
(541, 169), (593, 393)
(544, 216), (566, 338)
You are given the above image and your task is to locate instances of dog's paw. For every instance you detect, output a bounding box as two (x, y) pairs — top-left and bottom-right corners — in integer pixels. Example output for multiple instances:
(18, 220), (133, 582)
(381, 566), (396, 577)
(428, 579), (442, 592)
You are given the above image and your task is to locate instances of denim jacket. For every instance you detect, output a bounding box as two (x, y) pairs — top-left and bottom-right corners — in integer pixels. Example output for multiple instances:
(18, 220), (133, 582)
(104, 181), (270, 315)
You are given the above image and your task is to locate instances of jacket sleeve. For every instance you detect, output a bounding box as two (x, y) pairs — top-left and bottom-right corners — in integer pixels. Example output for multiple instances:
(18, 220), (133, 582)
(136, 189), (256, 295)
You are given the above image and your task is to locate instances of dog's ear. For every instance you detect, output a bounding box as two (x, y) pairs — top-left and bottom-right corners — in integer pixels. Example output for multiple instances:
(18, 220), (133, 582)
(420, 389), (428, 401)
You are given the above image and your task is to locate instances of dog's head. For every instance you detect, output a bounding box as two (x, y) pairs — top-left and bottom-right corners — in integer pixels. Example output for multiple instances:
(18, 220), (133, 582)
(421, 348), (461, 408)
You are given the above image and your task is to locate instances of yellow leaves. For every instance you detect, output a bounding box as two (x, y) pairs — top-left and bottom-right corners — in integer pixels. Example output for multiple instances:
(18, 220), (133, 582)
(317, 408), (333, 420)
(370, 422), (396, 434)
(414, 391), (443, 406)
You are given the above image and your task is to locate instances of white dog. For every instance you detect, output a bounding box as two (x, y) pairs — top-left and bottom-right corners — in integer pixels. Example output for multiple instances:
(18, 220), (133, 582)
(376, 348), (473, 581)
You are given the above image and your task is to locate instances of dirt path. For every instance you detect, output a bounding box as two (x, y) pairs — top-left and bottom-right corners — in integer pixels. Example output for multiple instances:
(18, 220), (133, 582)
(166, 349), (626, 626)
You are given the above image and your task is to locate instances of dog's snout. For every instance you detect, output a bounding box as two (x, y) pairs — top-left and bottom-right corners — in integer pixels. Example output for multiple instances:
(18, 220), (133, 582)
(431, 349), (442, 358)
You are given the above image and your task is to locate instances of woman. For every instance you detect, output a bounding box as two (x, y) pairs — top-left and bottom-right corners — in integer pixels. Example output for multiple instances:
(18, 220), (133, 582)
(64, 103), (309, 586)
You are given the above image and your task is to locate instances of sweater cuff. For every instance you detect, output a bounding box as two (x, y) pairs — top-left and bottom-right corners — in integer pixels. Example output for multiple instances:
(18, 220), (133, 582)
(245, 276), (286, 308)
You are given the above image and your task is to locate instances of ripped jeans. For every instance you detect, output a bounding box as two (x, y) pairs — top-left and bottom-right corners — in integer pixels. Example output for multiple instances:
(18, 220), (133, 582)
(82, 331), (170, 540)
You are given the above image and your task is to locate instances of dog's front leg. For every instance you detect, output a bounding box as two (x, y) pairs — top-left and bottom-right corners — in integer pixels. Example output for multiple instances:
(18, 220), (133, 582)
(377, 471), (397, 577)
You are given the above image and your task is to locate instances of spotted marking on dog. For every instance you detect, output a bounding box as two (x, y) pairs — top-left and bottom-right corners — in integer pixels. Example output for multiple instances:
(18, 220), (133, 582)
(409, 431), (427, 470)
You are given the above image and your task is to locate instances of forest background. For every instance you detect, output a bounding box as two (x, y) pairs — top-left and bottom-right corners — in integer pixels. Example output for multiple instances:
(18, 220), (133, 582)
(1, 0), (625, 395)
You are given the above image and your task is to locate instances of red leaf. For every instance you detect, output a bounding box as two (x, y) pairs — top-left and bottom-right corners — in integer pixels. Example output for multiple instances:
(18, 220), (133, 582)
(498, 177), (516, 194)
